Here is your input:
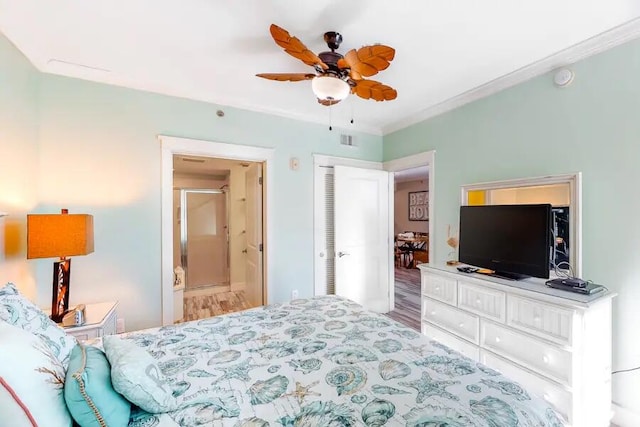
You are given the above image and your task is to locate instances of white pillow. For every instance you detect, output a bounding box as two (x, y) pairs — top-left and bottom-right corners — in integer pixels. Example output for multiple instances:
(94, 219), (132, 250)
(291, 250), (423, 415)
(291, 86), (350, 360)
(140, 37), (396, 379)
(0, 322), (73, 427)
(0, 283), (76, 368)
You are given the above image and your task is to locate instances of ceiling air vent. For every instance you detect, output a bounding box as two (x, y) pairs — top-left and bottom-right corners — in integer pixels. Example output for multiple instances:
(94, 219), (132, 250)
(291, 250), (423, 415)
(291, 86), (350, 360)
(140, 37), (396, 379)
(181, 157), (206, 163)
(340, 134), (357, 147)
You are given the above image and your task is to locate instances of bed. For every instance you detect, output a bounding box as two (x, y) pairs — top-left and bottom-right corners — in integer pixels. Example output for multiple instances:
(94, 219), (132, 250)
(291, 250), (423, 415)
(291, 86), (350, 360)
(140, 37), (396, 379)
(107, 295), (564, 426)
(0, 283), (563, 426)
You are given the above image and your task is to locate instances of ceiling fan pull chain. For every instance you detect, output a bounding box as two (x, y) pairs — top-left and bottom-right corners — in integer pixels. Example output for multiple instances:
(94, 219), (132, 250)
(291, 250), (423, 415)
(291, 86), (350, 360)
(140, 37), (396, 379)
(350, 100), (355, 125)
(329, 103), (333, 131)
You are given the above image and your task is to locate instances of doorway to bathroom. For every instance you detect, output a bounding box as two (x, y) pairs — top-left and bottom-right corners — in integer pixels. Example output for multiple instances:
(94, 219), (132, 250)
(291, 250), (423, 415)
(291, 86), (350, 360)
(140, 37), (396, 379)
(172, 155), (264, 321)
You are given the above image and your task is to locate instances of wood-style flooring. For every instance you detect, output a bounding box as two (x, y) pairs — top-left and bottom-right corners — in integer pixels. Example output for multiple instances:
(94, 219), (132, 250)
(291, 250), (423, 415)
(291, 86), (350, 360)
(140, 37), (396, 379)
(182, 289), (251, 322)
(384, 267), (421, 331)
(181, 269), (422, 331)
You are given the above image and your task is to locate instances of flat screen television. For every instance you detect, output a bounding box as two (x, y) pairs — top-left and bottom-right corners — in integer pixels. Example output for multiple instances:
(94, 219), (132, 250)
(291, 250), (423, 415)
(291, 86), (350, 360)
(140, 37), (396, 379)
(459, 204), (552, 280)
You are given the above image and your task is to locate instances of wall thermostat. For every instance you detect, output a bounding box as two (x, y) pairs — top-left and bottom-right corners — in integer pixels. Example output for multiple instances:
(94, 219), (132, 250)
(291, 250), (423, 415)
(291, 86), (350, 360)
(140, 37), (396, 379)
(553, 68), (574, 87)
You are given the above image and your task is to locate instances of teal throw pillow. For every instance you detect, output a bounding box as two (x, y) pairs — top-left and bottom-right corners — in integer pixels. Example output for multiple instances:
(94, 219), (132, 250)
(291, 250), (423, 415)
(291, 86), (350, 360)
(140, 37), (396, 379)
(64, 344), (131, 427)
(103, 336), (179, 413)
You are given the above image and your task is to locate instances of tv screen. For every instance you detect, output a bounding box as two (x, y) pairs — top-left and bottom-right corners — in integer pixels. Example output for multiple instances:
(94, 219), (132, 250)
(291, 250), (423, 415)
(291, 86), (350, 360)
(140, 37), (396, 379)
(459, 204), (552, 280)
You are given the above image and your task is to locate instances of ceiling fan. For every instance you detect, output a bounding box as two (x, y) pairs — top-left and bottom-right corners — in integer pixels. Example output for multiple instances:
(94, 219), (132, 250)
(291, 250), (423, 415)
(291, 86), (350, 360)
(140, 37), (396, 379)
(256, 24), (397, 106)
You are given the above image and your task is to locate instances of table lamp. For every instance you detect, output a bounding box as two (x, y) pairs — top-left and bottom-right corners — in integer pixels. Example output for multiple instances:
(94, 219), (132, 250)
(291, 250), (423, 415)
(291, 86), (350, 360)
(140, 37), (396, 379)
(27, 209), (94, 322)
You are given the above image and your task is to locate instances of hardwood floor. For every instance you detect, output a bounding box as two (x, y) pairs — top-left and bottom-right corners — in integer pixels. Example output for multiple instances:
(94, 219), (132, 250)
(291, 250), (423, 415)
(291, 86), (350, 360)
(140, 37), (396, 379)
(384, 267), (421, 331)
(181, 269), (422, 330)
(181, 289), (252, 322)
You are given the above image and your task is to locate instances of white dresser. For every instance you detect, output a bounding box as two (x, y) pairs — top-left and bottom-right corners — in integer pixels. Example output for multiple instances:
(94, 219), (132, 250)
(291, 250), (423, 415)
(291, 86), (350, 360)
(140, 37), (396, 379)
(419, 264), (615, 427)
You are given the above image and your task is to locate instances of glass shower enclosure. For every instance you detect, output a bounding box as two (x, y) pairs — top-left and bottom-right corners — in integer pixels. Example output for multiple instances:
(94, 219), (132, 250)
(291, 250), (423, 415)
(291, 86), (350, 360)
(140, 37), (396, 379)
(180, 189), (229, 289)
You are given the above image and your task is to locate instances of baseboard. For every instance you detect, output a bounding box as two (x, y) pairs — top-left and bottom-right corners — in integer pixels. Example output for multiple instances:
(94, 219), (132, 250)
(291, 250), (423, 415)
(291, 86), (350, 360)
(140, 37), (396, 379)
(230, 281), (246, 292)
(611, 403), (640, 426)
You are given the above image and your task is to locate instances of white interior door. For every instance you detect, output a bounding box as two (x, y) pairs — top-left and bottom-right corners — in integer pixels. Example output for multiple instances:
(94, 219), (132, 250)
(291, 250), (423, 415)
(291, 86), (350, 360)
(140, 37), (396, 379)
(245, 163), (264, 307)
(334, 165), (391, 312)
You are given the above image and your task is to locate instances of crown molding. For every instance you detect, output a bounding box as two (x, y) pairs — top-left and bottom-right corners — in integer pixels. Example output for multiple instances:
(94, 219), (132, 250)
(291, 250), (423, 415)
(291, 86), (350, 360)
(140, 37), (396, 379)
(382, 17), (640, 135)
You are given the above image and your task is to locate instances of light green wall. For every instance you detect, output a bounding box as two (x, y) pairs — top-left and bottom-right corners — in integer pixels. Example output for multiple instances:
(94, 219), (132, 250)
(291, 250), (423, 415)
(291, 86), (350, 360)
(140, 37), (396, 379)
(384, 38), (640, 413)
(0, 33), (39, 296)
(0, 31), (383, 331)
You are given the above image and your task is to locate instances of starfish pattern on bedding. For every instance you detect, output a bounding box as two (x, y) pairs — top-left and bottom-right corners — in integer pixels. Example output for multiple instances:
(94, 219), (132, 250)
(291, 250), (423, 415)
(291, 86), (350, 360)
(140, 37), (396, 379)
(282, 381), (321, 405)
(338, 326), (371, 343)
(400, 372), (461, 404)
(407, 344), (430, 357)
(256, 333), (279, 345)
(350, 311), (367, 318)
(212, 357), (267, 383)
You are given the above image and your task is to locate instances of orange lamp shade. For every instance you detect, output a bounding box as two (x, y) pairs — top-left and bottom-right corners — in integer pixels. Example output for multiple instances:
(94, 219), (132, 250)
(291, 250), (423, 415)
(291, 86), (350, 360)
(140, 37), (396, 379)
(27, 214), (94, 259)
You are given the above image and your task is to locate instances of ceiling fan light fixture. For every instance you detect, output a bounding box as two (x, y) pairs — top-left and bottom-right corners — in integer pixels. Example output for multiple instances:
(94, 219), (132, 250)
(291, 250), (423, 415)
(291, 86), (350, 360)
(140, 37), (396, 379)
(312, 76), (350, 102)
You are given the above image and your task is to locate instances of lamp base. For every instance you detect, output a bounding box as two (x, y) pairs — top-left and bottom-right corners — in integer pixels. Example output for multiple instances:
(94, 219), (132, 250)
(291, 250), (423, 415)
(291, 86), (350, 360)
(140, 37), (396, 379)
(51, 259), (71, 323)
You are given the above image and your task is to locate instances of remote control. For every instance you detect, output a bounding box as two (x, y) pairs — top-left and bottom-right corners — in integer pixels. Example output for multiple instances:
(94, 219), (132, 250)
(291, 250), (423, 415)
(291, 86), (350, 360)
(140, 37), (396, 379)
(457, 266), (478, 273)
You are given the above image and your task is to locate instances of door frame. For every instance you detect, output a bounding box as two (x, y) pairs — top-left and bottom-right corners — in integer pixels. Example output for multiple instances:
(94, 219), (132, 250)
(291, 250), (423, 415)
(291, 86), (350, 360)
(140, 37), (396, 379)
(159, 135), (274, 325)
(383, 150), (436, 311)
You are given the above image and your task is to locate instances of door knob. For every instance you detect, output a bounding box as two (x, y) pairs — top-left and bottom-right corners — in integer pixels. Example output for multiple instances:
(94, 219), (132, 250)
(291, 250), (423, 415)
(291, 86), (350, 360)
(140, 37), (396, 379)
(337, 251), (350, 258)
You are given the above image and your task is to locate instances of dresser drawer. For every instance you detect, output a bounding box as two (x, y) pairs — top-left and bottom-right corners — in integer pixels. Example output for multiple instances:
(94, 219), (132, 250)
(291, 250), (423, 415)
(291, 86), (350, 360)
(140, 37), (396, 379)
(423, 322), (480, 361)
(458, 281), (506, 322)
(423, 298), (479, 344)
(507, 295), (575, 346)
(481, 321), (573, 386)
(422, 272), (457, 305)
(480, 350), (572, 424)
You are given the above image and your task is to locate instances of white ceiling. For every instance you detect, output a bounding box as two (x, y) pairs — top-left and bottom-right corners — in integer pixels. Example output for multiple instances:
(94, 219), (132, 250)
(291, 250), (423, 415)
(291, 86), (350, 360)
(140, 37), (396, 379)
(2, 1), (640, 135)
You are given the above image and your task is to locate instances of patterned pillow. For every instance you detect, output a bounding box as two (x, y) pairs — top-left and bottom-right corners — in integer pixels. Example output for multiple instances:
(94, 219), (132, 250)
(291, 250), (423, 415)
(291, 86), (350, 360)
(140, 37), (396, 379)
(0, 322), (73, 426)
(0, 283), (77, 368)
(103, 336), (179, 413)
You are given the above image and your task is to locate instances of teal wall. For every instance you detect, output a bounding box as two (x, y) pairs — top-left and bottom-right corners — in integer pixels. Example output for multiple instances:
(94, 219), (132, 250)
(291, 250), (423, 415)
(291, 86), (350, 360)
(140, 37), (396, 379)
(0, 31), (383, 331)
(384, 38), (640, 413)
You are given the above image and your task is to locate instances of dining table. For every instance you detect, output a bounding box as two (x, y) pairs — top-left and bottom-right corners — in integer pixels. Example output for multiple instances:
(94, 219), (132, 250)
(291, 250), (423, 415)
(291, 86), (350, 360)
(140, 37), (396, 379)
(396, 234), (429, 268)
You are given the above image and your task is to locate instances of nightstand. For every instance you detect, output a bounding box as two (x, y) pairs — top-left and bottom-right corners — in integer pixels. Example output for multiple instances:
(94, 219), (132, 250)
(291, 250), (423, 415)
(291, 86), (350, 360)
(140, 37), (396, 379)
(62, 301), (119, 341)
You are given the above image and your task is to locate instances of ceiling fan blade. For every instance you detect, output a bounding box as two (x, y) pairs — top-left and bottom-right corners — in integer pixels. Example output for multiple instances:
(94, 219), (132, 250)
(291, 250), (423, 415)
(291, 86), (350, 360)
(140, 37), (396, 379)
(340, 45), (395, 80)
(270, 24), (328, 70)
(352, 79), (397, 102)
(256, 73), (316, 82)
(317, 98), (341, 106)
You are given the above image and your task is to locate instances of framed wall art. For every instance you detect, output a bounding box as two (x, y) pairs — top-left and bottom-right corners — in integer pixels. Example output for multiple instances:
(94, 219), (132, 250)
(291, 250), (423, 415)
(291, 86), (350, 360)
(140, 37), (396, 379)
(409, 191), (429, 221)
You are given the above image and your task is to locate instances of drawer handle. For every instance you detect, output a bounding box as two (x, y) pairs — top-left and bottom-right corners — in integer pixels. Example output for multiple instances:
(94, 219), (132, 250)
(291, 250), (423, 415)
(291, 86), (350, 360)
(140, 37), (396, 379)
(495, 336), (501, 343)
(543, 355), (549, 364)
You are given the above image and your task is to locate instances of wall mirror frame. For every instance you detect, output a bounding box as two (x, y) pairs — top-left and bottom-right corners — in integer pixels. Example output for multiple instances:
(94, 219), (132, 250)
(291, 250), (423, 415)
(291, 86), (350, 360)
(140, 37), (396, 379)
(460, 173), (582, 278)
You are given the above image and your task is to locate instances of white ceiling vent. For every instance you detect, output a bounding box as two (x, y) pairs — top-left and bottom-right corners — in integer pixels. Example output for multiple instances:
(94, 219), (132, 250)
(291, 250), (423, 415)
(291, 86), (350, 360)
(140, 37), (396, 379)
(340, 134), (357, 147)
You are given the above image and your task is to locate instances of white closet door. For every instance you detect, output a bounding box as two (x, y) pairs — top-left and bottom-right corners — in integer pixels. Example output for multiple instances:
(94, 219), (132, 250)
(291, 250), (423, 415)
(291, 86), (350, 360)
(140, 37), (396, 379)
(334, 165), (391, 312)
(314, 166), (336, 296)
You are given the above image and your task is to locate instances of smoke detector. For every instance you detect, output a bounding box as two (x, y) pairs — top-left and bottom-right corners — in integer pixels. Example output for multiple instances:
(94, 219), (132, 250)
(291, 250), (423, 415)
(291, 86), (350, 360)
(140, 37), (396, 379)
(553, 68), (574, 87)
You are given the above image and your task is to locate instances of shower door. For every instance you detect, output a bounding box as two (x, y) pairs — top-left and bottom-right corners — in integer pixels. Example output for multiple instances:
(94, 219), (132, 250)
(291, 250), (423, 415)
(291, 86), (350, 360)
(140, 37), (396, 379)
(181, 189), (229, 289)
